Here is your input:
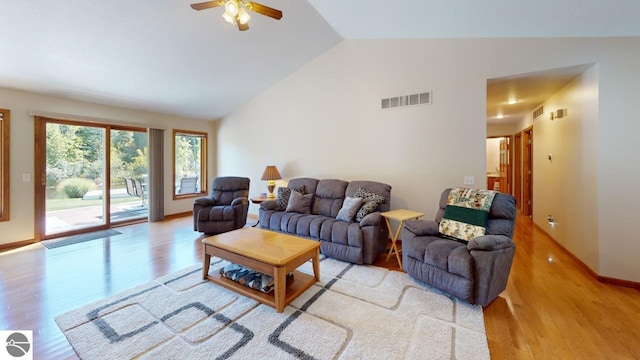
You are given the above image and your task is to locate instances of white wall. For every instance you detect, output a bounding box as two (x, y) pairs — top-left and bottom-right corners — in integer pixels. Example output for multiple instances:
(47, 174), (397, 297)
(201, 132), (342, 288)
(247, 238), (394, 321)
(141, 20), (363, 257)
(0, 87), (216, 246)
(218, 38), (640, 283)
(528, 65), (600, 272)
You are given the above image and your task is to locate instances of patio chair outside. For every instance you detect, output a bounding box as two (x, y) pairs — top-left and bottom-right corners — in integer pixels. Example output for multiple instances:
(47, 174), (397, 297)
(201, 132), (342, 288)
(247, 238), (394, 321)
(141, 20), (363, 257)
(178, 176), (198, 194)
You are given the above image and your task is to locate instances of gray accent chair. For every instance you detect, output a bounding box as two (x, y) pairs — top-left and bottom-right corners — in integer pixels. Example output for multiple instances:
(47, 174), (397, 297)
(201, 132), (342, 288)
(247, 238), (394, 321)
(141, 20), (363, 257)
(259, 178), (391, 264)
(402, 188), (517, 306)
(193, 176), (250, 235)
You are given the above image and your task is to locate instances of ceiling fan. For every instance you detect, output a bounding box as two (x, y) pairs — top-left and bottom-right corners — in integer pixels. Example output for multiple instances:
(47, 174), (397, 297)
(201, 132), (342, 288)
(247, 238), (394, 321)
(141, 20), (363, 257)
(190, 0), (283, 31)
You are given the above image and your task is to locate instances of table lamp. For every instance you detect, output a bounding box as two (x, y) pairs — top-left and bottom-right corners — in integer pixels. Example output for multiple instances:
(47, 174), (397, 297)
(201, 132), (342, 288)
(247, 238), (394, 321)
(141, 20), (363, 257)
(261, 165), (282, 198)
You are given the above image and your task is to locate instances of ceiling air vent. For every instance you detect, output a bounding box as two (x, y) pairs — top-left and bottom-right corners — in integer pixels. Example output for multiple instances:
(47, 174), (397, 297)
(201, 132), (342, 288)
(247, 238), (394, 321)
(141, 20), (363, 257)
(381, 91), (432, 110)
(533, 105), (544, 119)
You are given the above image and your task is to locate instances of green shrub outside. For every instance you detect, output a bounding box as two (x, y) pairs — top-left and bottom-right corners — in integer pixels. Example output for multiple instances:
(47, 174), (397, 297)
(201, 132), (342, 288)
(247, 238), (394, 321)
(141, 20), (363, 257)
(59, 178), (95, 198)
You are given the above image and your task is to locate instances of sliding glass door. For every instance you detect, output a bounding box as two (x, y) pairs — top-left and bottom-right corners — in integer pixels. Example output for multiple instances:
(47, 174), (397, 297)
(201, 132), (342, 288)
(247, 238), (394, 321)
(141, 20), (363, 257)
(109, 129), (148, 223)
(35, 117), (147, 240)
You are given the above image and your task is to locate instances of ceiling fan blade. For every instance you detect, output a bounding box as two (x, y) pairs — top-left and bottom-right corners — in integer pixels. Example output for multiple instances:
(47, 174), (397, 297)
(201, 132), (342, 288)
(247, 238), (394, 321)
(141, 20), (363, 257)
(190, 1), (225, 11)
(246, 1), (283, 20)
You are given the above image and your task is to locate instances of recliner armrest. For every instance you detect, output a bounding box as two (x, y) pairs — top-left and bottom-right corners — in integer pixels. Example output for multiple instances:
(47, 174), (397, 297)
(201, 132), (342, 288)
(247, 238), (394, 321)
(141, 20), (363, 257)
(467, 234), (514, 251)
(194, 197), (217, 207)
(403, 219), (440, 236)
(230, 197), (248, 206)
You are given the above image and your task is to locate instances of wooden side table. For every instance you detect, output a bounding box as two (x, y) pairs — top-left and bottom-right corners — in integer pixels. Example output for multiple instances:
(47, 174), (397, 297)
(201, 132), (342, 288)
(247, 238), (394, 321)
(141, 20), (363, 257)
(249, 196), (271, 227)
(250, 196), (271, 204)
(381, 209), (425, 268)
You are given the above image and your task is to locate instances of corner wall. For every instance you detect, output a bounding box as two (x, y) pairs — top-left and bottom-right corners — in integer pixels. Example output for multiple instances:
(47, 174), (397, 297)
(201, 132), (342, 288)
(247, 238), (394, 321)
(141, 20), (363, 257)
(218, 37), (640, 283)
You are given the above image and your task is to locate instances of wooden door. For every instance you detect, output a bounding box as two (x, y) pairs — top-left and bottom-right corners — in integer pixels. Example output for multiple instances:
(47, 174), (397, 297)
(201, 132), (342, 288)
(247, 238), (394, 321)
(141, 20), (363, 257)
(499, 138), (508, 193)
(523, 127), (533, 216)
(514, 132), (522, 211)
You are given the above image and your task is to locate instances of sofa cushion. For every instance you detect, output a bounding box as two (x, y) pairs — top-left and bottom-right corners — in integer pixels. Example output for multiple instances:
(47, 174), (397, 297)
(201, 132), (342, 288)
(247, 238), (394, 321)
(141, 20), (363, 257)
(287, 178), (319, 196)
(336, 196), (363, 222)
(286, 191), (313, 214)
(346, 181), (392, 212)
(354, 187), (385, 222)
(312, 179), (349, 217)
(439, 187), (496, 242)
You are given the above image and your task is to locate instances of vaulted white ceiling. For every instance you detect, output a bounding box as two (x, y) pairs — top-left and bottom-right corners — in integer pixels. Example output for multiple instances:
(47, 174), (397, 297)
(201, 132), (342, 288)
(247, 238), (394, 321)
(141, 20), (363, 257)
(1, 0), (639, 121)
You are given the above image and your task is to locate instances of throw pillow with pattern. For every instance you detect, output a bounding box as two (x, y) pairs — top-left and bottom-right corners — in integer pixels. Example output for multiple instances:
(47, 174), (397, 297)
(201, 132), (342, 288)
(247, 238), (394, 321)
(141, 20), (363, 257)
(275, 185), (305, 211)
(354, 187), (385, 222)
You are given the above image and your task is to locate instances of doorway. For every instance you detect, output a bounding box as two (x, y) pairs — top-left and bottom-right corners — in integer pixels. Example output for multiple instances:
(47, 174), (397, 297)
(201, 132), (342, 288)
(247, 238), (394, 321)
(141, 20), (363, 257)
(34, 117), (148, 240)
(486, 136), (512, 194)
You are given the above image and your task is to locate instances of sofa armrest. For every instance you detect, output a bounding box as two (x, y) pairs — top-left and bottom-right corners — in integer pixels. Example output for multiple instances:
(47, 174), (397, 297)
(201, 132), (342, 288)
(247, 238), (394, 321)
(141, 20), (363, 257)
(467, 234), (514, 251)
(359, 212), (382, 226)
(259, 200), (277, 211)
(194, 197), (217, 207)
(403, 219), (440, 236)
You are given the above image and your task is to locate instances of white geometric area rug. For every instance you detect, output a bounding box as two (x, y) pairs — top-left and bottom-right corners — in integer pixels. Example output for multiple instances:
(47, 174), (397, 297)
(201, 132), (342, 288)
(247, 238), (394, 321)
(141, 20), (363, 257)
(55, 257), (490, 360)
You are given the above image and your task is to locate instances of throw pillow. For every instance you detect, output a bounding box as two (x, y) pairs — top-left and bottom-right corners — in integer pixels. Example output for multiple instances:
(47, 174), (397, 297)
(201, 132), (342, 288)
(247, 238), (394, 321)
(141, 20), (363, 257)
(275, 185), (305, 211)
(438, 187), (496, 243)
(354, 187), (386, 222)
(336, 196), (364, 222)
(285, 190), (313, 214)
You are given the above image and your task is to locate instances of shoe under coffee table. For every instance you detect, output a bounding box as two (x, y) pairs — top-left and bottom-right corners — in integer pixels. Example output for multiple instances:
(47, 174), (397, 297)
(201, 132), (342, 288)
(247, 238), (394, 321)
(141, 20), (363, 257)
(202, 227), (320, 313)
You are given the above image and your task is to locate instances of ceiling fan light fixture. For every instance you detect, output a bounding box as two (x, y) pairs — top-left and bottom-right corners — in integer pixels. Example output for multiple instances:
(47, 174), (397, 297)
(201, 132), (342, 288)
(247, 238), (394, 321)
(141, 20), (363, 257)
(222, 11), (236, 24)
(190, 0), (282, 31)
(237, 7), (250, 25)
(225, 0), (239, 16)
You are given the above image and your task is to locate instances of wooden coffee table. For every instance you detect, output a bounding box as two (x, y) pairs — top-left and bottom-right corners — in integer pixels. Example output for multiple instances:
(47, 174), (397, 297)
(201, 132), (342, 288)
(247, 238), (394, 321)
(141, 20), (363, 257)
(202, 227), (320, 313)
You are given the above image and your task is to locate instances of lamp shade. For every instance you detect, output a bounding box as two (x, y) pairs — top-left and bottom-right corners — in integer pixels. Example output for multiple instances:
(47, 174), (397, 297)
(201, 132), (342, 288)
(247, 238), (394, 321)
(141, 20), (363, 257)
(261, 165), (282, 181)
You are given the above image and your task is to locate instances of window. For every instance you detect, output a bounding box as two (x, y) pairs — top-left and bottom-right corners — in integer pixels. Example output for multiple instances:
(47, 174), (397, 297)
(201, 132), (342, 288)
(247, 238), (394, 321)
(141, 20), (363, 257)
(0, 109), (9, 221)
(173, 129), (207, 198)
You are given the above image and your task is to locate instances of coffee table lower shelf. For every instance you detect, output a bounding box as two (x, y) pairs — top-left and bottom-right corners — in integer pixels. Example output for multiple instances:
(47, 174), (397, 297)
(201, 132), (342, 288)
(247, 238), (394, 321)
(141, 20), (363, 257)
(205, 270), (315, 311)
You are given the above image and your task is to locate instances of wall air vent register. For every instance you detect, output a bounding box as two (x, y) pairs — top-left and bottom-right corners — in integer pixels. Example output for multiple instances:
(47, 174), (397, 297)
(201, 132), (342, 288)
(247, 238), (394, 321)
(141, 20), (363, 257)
(381, 91), (432, 110)
(533, 105), (544, 119)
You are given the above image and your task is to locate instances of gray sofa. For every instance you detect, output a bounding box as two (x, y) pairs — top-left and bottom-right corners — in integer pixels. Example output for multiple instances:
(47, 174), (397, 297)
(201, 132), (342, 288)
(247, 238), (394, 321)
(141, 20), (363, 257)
(259, 177), (391, 264)
(402, 188), (517, 306)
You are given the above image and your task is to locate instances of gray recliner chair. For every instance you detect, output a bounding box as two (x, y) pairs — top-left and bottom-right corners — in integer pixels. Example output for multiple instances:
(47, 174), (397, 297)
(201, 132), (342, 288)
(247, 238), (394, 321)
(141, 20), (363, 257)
(402, 188), (517, 306)
(193, 176), (250, 235)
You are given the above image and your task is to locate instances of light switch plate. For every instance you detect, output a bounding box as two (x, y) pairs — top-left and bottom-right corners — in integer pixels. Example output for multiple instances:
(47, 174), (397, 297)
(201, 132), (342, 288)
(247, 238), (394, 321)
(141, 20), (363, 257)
(464, 176), (474, 185)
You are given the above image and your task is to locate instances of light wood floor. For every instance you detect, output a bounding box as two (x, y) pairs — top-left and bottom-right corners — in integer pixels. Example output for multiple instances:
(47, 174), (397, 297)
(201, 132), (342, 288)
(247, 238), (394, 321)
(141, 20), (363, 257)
(1, 214), (639, 359)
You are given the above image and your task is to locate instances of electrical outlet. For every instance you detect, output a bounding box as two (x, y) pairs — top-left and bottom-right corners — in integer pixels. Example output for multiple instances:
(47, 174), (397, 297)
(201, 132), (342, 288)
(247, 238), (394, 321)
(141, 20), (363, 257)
(464, 176), (474, 185)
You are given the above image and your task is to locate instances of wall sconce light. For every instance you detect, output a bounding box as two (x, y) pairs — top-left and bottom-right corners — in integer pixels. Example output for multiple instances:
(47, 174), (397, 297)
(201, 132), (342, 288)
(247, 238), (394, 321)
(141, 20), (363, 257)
(550, 109), (567, 120)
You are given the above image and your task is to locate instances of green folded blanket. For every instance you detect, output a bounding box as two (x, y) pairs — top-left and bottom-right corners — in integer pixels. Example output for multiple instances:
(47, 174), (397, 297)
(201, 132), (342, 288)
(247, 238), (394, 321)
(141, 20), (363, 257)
(439, 187), (496, 242)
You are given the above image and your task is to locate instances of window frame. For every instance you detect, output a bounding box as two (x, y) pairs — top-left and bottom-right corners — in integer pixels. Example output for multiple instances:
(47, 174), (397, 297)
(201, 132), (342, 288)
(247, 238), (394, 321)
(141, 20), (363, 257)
(172, 129), (207, 200)
(0, 109), (9, 221)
